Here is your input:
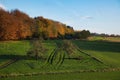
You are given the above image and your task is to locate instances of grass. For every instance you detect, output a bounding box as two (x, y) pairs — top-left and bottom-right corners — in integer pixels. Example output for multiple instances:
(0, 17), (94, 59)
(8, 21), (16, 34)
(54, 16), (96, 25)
(73, 40), (120, 52)
(88, 36), (120, 42)
(84, 50), (120, 67)
(0, 41), (30, 55)
(73, 40), (120, 68)
(1, 71), (120, 80)
(0, 40), (108, 74)
(0, 39), (120, 80)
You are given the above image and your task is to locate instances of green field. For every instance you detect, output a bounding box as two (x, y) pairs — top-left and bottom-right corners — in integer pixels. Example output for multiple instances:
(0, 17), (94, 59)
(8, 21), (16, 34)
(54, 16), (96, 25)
(0, 40), (120, 80)
(1, 71), (120, 80)
(88, 36), (120, 42)
(73, 40), (120, 67)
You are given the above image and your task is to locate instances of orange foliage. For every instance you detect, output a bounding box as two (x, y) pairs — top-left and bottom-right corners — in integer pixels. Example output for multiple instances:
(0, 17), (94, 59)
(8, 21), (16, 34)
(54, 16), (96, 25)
(0, 9), (74, 40)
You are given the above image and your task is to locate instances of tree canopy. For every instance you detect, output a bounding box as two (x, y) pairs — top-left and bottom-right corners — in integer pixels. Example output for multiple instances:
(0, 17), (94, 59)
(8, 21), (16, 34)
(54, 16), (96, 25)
(0, 9), (90, 40)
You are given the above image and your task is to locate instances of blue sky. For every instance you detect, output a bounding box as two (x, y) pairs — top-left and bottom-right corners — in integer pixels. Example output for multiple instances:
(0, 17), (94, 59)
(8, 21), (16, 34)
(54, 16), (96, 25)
(0, 0), (120, 35)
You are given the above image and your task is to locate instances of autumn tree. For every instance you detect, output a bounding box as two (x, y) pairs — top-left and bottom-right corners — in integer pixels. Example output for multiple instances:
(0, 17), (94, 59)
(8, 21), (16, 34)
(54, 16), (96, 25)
(11, 9), (33, 39)
(0, 9), (19, 40)
(0, 9), (74, 40)
(33, 17), (49, 38)
(33, 16), (74, 39)
(0, 9), (34, 40)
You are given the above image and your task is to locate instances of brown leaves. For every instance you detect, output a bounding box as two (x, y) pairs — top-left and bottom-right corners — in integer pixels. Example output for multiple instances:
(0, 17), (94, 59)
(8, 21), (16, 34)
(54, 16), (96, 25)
(0, 9), (74, 40)
(0, 9), (32, 40)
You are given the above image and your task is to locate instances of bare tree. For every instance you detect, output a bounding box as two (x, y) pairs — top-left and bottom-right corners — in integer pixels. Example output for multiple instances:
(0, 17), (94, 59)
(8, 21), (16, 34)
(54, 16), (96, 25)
(27, 38), (47, 60)
(62, 40), (75, 58)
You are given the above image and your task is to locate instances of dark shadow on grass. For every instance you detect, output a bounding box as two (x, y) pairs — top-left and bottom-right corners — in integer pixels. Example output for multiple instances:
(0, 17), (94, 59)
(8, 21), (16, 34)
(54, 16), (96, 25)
(73, 40), (120, 53)
(0, 55), (83, 61)
(0, 55), (46, 60)
(0, 55), (46, 69)
(64, 58), (82, 60)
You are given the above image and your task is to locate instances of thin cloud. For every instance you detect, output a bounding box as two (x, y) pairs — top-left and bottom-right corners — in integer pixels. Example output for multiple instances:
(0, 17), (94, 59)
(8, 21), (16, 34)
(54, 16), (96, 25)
(82, 16), (93, 19)
(0, 3), (6, 10)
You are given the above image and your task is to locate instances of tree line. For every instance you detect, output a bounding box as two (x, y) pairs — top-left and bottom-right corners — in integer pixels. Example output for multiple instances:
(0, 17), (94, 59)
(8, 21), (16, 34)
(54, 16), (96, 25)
(0, 9), (90, 40)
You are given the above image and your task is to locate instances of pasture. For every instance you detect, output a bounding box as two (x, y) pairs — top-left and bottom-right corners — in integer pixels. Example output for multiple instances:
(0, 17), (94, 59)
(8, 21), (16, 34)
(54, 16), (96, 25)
(1, 71), (120, 80)
(88, 36), (120, 42)
(0, 39), (120, 80)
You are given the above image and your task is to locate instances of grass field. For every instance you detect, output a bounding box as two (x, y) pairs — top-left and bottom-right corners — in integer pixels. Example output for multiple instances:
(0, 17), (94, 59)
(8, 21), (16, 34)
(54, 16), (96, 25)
(88, 36), (120, 42)
(73, 40), (120, 68)
(1, 71), (120, 80)
(0, 39), (120, 80)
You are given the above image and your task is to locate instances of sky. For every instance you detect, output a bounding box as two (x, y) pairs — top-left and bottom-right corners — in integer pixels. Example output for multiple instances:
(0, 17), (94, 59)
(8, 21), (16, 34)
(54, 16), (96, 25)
(0, 0), (120, 35)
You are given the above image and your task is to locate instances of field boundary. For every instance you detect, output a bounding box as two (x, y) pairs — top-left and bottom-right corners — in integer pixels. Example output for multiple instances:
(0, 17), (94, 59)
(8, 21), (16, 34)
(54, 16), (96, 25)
(0, 68), (120, 78)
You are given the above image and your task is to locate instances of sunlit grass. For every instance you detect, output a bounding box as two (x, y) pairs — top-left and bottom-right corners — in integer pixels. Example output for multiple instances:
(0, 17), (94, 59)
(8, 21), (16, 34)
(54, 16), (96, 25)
(0, 40), (120, 80)
(1, 71), (120, 80)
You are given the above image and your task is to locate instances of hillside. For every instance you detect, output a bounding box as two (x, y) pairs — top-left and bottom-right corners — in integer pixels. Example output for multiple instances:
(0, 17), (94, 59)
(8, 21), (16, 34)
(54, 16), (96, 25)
(0, 40), (120, 80)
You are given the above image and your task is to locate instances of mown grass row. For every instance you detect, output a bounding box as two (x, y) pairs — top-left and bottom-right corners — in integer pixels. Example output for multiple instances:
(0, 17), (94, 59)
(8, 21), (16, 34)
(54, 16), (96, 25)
(1, 67), (120, 78)
(45, 47), (66, 68)
(2, 71), (120, 80)
(46, 47), (58, 65)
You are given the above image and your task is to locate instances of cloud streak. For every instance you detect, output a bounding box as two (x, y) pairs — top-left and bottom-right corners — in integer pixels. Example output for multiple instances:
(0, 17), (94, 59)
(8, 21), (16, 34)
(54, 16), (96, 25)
(81, 16), (93, 19)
